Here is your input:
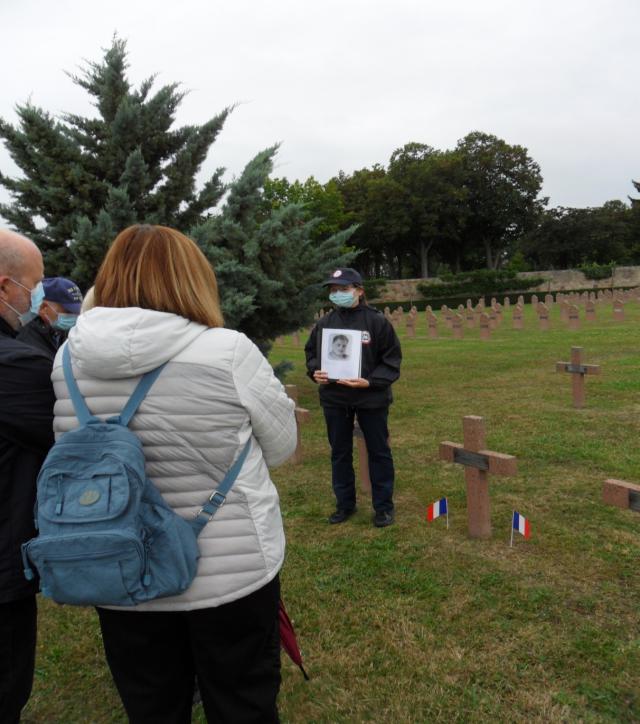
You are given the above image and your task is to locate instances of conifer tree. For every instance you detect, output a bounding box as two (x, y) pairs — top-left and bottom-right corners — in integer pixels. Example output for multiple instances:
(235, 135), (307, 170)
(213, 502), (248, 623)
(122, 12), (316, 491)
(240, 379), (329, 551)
(0, 37), (354, 348)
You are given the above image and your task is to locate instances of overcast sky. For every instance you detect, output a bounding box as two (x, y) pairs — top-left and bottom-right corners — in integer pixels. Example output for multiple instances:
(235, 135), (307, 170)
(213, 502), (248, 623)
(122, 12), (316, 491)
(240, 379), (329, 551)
(2, 0), (639, 216)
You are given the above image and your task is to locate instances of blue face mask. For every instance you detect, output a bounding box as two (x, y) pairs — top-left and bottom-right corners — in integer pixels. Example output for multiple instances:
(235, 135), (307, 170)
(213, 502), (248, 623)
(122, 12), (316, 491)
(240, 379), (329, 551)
(329, 290), (356, 308)
(52, 313), (78, 332)
(4, 279), (45, 326)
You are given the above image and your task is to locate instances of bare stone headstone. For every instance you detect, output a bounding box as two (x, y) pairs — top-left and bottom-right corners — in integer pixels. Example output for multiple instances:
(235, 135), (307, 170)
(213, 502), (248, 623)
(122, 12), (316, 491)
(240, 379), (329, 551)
(531, 294), (539, 306)
(504, 297), (511, 308)
(517, 295), (524, 306)
(439, 416), (517, 538)
(545, 294), (554, 307)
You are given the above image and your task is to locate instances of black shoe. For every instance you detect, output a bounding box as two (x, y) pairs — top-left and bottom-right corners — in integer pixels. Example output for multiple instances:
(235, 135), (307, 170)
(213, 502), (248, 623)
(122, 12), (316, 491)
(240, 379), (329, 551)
(373, 510), (395, 528)
(328, 508), (356, 524)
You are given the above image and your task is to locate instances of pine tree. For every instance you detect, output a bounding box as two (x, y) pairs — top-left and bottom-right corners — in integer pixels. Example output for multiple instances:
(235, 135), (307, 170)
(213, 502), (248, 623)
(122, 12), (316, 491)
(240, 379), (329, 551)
(0, 37), (355, 349)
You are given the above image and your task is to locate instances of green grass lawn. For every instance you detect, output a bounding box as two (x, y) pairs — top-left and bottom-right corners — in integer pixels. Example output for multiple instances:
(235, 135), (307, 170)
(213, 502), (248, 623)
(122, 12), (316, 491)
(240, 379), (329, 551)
(24, 302), (640, 723)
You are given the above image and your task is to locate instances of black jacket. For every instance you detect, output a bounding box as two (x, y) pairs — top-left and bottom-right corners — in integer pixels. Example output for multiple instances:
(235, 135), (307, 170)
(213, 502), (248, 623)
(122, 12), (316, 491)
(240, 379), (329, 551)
(17, 317), (64, 361)
(305, 303), (402, 409)
(0, 316), (55, 602)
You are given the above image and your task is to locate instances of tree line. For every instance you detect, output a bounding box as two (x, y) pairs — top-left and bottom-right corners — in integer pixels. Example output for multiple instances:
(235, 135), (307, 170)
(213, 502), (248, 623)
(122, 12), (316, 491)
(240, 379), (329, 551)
(2, 36), (639, 357)
(265, 147), (640, 279)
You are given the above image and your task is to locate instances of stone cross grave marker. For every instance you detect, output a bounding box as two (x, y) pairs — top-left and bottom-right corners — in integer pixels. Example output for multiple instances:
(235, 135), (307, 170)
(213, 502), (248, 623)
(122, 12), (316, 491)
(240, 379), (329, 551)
(439, 416), (517, 538)
(568, 304), (580, 331)
(285, 384), (310, 464)
(406, 310), (416, 338)
(512, 304), (523, 330)
(613, 300), (625, 321)
(452, 313), (464, 339)
(479, 312), (491, 340)
(555, 347), (600, 409)
(603, 479), (640, 513)
(537, 302), (549, 331)
(353, 418), (371, 494)
(465, 307), (476, 328)
(427, 310), (438, 339)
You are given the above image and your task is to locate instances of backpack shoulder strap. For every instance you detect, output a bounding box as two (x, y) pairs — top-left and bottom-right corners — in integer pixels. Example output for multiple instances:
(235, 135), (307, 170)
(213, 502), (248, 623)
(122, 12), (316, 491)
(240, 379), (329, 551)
(62, 344), (96, 425)
(64, 344), (165, 427)
(117, 364), (166, 426)
(191, 438), (252, 535)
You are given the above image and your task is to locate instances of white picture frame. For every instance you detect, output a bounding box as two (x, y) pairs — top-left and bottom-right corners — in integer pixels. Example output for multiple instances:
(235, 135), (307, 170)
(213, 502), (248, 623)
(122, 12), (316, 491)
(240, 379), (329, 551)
(321, 328), (362, 380)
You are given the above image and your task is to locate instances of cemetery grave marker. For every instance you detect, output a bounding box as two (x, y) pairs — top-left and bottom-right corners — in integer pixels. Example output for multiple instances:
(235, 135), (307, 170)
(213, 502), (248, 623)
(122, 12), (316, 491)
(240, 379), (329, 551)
(453, 313), (464, 339)
(353, 419), (371, 494)
(602, 479), (640, 513)
(439, 416), (517, 538)
(613, 300), (625, 321)
(285, 384), (310, 464)
(538, 302), (549, 331)
(555, 347), (600, 409)
(568, 304), (580, 331)
(479, 312), (491, 340)
(427, 311), (438, 339)
(512, 304), (523, 330)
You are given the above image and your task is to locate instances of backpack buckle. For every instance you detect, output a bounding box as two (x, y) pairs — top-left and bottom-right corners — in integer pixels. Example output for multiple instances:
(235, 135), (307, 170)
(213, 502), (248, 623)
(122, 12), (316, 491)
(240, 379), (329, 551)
(196, 491), (227, 522)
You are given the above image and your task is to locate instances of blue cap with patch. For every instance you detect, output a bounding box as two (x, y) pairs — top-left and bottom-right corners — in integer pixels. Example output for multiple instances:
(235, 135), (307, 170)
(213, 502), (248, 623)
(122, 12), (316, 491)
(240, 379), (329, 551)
(321, 268), (364, 287)
(42, 277), (83, 314)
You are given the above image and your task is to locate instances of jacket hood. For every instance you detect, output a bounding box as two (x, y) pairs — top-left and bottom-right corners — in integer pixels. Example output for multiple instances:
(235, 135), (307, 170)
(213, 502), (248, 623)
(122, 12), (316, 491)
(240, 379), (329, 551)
(67, 306), (209, 379)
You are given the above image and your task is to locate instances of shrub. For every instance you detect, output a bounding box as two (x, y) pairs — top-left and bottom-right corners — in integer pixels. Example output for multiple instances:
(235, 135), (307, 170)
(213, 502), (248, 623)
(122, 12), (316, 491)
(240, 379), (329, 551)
(578, 262), (616, 280)
(362, 278), (388, 299)
(416, 269), (546, 299)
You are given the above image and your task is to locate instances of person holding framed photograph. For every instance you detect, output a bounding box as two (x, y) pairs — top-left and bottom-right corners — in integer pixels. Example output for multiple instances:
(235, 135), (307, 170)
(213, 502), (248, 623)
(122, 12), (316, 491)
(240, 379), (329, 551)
(304, 268), (402, 527)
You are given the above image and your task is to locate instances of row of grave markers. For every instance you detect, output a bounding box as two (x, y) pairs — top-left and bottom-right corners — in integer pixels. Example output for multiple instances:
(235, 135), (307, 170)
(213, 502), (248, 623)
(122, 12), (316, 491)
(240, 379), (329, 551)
(274, 287), (640, 347)
(286, 351), (637, 538)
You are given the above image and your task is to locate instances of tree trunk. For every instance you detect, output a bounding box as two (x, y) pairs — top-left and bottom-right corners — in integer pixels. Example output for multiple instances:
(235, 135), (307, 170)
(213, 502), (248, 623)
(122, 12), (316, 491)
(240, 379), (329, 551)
(484, 240), (494, 270)
(420, 240), (434, 278)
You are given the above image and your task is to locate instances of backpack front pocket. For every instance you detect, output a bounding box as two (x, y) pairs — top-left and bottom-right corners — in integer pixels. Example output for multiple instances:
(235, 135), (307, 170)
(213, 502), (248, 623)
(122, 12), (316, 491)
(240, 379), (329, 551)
(22, 531), (146, 606)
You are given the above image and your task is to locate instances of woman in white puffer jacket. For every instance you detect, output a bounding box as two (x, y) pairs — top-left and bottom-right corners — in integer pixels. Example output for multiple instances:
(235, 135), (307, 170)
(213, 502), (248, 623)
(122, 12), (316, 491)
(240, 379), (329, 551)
(52, 225), (297, 723)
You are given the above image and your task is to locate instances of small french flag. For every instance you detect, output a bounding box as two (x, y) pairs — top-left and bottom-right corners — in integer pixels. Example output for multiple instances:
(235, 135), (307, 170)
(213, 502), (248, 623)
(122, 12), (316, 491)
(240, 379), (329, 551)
(512, 511), (530, 539)
(427, 497), (448, 522)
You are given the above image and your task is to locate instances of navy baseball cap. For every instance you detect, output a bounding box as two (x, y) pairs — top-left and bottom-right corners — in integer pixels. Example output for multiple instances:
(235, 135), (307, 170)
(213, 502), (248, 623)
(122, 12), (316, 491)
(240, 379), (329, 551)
(321, 268), (364, 287)
(42, 277), (83, 314)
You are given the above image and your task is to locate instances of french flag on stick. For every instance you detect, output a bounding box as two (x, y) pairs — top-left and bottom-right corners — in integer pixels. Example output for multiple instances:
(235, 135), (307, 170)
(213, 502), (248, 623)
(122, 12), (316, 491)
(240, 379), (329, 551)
(511, 510), (530, 546)
(427, 498), (448, 528)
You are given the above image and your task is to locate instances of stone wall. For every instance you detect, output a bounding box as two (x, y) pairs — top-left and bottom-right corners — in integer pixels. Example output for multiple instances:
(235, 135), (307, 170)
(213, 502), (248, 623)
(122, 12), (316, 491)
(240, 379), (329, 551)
(372, 267), (640, 302)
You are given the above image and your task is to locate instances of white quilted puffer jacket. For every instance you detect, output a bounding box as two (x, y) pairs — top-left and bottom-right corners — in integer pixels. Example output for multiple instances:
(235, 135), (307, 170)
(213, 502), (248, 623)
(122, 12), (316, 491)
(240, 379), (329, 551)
(51, 306), (297, 611)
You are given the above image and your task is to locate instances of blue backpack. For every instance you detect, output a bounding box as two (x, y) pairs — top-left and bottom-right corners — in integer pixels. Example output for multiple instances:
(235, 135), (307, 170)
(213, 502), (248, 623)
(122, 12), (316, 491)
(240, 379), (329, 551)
(21, 344), (250, 607)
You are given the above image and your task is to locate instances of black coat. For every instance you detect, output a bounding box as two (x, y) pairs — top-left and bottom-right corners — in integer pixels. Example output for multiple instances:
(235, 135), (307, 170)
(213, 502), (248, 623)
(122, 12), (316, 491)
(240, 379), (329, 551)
(0, 317), (55, 602)
(17, 317), (63, 361)
(304, 303), (402, 409)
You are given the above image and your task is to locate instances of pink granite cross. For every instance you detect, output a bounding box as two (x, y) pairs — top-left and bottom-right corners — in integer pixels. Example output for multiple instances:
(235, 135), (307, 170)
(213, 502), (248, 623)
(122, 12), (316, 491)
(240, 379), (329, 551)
(555, 347), (600, 409)
(285, 384), (310, 464)
(439, 416), (517, 538)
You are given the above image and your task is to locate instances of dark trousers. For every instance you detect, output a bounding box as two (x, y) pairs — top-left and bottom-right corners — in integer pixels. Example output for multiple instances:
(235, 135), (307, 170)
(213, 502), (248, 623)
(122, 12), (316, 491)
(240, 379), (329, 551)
(0, 595), (37, 724)
(323, 406), (394, 514)
(96, 575), (281, 724)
